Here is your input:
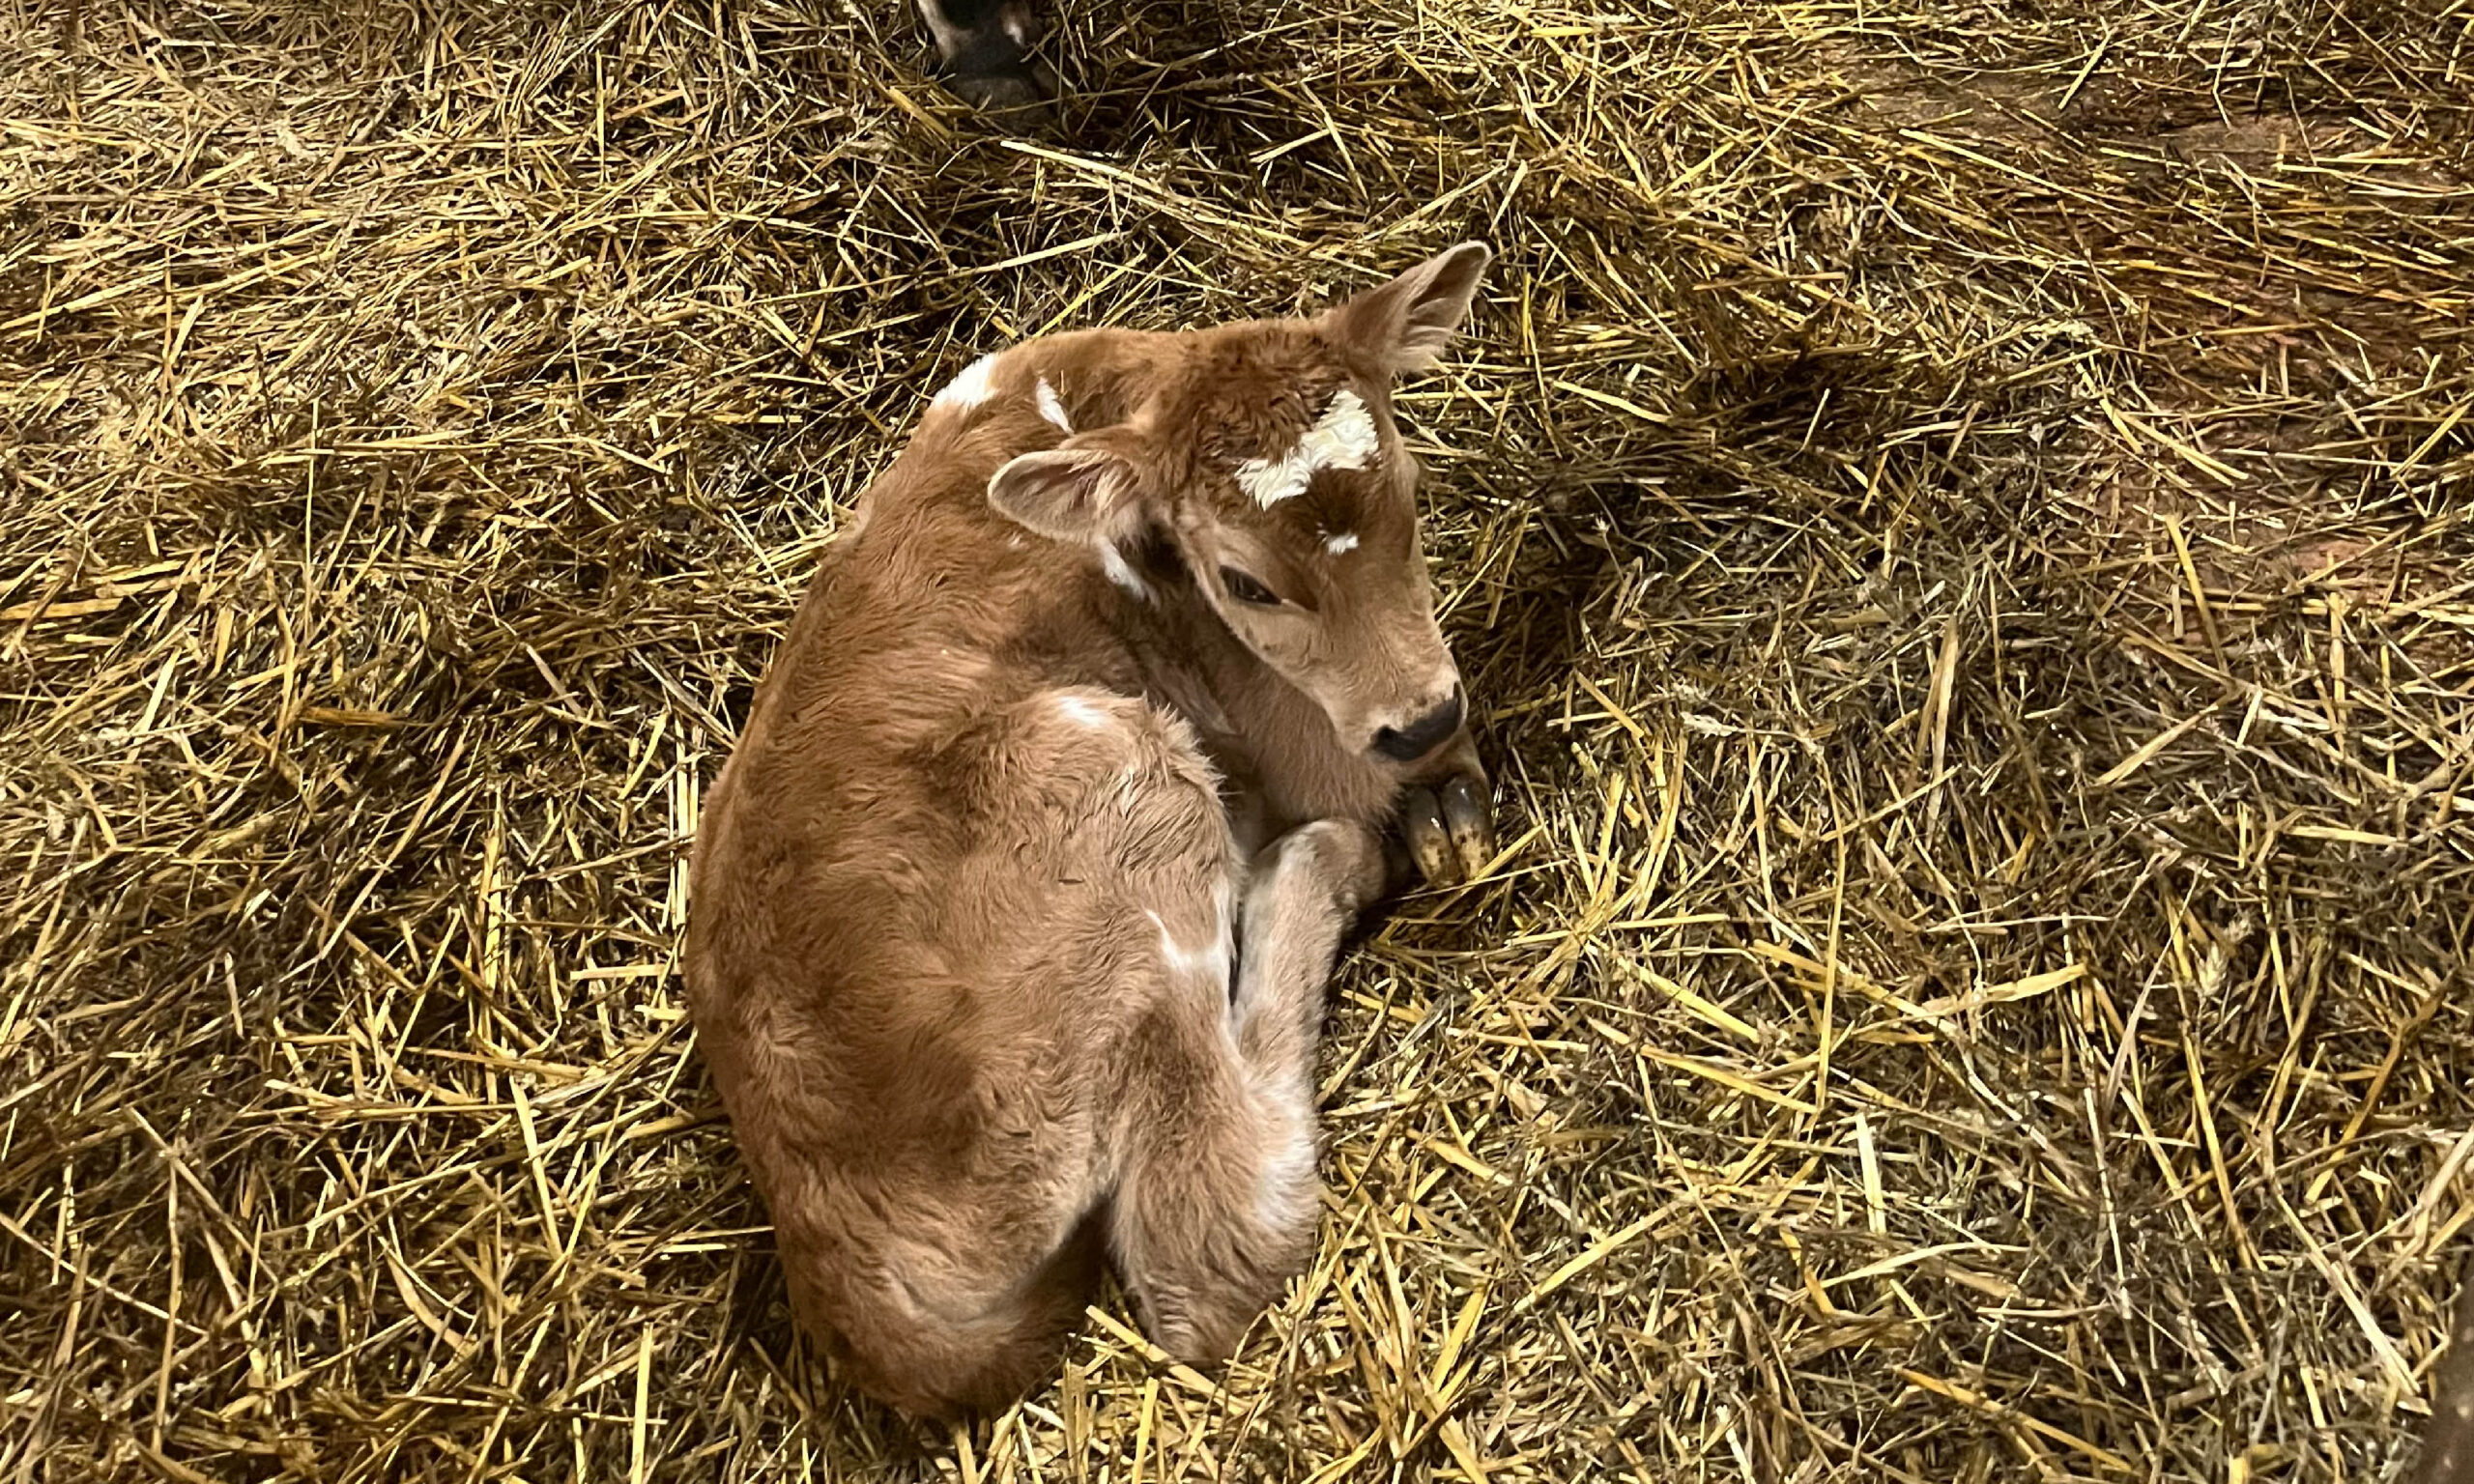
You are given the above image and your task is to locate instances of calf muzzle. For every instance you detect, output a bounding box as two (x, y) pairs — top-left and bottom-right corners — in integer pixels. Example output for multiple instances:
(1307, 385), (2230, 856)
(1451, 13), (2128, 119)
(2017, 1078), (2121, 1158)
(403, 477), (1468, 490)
(1371, 688), (1463, 762)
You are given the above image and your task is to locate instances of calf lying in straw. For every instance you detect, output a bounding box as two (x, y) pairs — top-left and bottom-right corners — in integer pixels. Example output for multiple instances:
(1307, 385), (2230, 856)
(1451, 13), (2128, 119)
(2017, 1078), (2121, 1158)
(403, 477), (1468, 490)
(685, 244), (1497, 1416)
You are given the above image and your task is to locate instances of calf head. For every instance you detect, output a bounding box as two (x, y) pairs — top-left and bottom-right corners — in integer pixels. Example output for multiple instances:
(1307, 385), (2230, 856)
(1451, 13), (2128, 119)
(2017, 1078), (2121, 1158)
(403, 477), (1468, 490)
(989, 243), (1492, 769)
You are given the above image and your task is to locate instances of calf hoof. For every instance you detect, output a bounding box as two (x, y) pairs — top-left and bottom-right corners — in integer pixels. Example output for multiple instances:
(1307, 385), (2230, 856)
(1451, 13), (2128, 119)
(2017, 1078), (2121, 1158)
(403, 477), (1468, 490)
(1395, 772), (1495, 890)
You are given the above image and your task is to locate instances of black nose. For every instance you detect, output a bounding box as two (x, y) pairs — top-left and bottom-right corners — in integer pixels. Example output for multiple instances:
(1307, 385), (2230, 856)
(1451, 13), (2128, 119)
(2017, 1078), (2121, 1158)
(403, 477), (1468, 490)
(1371, 689), (1463, 762)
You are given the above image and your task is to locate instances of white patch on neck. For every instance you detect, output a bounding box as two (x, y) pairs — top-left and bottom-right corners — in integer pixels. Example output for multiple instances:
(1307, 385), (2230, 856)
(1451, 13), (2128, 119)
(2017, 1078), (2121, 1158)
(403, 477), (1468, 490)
(1324, 531), (1360, 556)
(1035, 377), (1072, 432)
(933, 353), (999, 410)
(1234, 387), (1377, 507)
(1098, 543), (1149, 600)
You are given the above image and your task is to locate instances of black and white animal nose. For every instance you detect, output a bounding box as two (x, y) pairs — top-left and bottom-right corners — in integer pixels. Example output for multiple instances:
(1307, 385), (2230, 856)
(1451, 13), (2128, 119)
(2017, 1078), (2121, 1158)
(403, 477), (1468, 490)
(1372, 689), (1464, 762)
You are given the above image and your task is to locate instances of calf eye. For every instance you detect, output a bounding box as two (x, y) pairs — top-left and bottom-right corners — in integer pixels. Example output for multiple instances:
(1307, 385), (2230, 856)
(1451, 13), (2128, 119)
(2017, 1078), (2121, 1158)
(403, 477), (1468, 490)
(1218, 566), (1280, 606)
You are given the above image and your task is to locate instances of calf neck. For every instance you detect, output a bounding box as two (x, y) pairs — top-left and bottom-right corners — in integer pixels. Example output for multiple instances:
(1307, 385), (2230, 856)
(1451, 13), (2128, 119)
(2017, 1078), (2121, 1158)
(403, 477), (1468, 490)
(685, 243), (1495, 1416)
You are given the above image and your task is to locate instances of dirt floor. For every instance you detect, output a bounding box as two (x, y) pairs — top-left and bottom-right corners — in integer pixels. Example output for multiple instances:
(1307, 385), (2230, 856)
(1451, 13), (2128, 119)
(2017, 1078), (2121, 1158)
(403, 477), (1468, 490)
(5, 0), (2473, 1478)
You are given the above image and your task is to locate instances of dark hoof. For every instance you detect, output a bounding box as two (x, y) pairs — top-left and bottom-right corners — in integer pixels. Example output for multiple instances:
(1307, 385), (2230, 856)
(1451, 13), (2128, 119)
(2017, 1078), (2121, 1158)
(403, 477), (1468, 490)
(1440, 773), (1493, 881)
(1391, 772), (1496, 893)
(1400, 784), (1455, 887)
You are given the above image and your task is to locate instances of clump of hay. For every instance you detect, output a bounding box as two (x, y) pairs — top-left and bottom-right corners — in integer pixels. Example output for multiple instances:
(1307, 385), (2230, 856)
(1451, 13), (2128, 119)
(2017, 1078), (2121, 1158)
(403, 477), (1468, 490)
(5, 0), (2471, 1478)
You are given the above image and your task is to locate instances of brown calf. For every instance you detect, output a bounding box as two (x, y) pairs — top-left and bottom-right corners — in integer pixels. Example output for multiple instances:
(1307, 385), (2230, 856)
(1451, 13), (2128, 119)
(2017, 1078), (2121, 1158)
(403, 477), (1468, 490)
(684, 244), (1497, 1416)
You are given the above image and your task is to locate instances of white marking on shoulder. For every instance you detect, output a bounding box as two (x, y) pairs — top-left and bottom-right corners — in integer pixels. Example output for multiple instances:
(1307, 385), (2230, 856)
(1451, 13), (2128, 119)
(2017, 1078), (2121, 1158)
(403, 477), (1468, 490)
(1234, 387), (1378, 507)
(1146, 906), (1231, 993)
(1324, 531), (1359, 556)
(1035, 377), (1072, 432)
(1054, 695), (1113, 730)
(933, 353), (1000, 410)
(1098, 543), (1149, 600)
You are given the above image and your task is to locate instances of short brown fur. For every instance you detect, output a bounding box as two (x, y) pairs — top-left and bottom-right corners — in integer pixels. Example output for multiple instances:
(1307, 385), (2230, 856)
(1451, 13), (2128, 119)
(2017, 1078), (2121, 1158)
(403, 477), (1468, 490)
(2417, 1273), (2474, 1483)
(685, 245), (1496, 1416)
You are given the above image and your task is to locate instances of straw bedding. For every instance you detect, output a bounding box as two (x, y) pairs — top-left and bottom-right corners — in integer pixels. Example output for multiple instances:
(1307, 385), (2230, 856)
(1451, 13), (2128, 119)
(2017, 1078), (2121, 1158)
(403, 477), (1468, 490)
(5, 0), (2471, 1477)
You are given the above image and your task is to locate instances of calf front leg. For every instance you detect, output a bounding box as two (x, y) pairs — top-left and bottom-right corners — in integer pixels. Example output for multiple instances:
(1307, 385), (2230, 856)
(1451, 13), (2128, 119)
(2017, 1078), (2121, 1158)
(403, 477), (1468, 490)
(914, 0), (1052, 115)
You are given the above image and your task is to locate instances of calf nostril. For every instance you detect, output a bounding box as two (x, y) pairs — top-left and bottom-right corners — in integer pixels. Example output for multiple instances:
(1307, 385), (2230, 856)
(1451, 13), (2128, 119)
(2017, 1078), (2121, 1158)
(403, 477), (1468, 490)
(1370, 689), (1464, 762)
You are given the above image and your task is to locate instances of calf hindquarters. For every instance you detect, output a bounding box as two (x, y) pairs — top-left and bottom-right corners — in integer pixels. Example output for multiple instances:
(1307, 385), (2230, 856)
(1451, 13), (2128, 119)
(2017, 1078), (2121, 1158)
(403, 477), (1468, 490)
(699, 685), (1377, 1414)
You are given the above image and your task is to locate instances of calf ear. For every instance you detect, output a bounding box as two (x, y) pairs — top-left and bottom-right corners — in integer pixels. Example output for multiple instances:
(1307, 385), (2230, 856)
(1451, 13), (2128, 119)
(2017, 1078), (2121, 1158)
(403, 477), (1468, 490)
(1325, 242), (1491, 376)
(988, 443), (1139, 543)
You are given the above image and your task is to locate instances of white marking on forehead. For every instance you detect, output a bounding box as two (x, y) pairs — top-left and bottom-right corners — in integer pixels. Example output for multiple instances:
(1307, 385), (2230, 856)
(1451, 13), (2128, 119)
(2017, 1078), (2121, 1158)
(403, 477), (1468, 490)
(932, 353), (999, 410)
(1233, 387), (1378, 507)
(1098, 542), (1149, 600)
(1324, 531), (1359, 556)
(1035, 377), (1072, 432)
